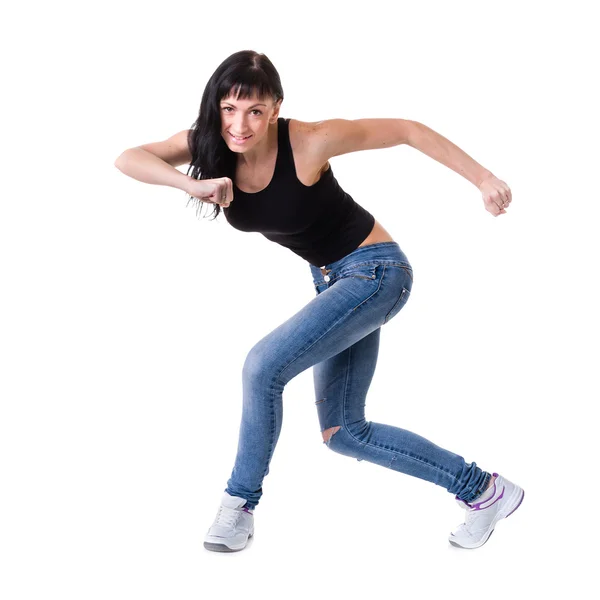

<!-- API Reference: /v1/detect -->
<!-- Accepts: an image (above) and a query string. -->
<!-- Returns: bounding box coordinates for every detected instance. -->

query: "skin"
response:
[220,91,283,169]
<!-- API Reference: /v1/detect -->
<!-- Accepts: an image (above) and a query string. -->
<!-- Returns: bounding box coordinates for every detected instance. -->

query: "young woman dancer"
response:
[114,50,524,552]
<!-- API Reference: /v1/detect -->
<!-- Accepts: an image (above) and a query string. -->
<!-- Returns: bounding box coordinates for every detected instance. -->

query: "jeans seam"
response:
[261,376,279,480]
[280,270,386,383]
[340,342,354,436]
[336,343,447,476]
[384,287,409,324]
[350,265,386,312]
[341,423,446,473]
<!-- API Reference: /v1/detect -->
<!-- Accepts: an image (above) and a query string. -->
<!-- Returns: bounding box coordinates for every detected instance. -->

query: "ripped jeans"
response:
[225,242,491,509]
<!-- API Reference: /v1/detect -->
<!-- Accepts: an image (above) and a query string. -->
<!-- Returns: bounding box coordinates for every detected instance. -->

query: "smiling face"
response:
[220,89,281,151]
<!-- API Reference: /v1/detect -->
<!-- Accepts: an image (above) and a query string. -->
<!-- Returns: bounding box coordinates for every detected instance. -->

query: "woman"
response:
[114,50,524,552]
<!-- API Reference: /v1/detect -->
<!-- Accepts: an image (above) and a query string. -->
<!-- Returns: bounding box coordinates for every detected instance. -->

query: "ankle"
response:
[470,473,496,503]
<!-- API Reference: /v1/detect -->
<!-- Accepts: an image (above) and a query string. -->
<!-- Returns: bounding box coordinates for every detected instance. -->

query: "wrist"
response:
[476,170,494,188]
[176,174,196,194]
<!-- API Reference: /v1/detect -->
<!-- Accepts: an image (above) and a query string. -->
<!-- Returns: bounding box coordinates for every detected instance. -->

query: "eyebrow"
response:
[221,102,267,108]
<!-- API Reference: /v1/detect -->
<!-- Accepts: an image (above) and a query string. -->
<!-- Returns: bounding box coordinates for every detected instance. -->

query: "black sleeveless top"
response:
[223,117,375,267]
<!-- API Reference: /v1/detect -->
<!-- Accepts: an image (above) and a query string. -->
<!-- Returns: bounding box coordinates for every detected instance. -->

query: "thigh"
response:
[243,264,392,388]
[313,326,381,436]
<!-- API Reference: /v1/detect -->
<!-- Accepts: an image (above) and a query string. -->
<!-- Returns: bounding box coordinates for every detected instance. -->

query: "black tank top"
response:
[223,117,375,267]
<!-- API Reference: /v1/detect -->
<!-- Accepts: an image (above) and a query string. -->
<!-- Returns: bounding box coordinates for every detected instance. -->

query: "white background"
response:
[1,0,598,597]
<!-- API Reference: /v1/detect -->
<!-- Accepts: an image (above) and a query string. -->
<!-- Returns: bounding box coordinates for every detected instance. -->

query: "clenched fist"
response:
[186,177,234,208]
[479,174,512,217]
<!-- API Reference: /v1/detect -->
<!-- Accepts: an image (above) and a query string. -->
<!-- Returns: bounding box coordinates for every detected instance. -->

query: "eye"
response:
[221,107,262,116]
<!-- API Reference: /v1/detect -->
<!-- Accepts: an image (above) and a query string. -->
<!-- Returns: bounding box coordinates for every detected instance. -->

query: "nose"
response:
[232,114,249,134]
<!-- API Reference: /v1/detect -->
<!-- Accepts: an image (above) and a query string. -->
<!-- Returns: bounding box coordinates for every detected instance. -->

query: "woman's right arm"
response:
[114,129,194,192]
[114,129,234,206]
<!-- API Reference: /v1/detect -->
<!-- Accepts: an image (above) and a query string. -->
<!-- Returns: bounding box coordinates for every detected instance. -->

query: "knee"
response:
[242,344,279,387]
[321,423,368,461]
[322,426,341,444]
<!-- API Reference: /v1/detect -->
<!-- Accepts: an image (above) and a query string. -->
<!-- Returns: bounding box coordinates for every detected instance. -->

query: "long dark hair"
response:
[185,50,284,220]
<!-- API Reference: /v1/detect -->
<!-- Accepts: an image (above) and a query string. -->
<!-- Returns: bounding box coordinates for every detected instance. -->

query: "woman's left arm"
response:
[407,121,512,217]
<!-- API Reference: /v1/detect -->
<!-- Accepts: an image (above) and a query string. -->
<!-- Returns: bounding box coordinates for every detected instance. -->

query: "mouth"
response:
[229,132,253,143]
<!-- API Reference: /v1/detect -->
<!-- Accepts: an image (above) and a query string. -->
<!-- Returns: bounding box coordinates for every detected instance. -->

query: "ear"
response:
[270,98,282,123]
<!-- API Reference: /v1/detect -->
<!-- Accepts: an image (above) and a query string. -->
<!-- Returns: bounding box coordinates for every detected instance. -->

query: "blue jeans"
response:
[225,242,491,509]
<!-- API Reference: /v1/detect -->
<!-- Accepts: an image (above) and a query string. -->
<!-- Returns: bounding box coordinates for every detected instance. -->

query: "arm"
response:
[309,118,491,186]
[406,121,491,188]
[308,118,413,159]
[405,122,512,215]
[310,118,512,216]
[114,129,194,191]
[114,147,194,190]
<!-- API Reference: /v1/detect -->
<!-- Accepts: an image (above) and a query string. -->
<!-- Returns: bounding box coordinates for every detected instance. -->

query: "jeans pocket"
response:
[336,263,378,282]
[383,286,411,324]
[314,263,378,295]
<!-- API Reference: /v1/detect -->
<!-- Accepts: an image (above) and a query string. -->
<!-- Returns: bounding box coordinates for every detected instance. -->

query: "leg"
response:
[225,262,410,509]
[313,318,492,504]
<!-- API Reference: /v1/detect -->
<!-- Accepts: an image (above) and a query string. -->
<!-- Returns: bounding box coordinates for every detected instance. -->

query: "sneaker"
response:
[203,491,254,552]
[448,472,524,549]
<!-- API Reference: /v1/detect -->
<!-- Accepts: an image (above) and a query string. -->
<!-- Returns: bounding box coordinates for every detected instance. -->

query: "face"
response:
[220,91,281,151]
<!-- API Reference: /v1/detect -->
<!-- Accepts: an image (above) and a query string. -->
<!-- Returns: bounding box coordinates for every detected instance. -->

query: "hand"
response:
[479,174,512,217]
[186,177,234,208]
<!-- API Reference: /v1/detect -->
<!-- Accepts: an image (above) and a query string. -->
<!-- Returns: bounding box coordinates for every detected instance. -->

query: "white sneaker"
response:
[449,472,524,549]
[204,491,254,552]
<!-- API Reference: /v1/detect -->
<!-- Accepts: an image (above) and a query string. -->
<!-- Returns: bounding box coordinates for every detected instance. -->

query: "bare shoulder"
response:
[287,118,321,155]
[288,117,362,164]
[287,118,331,175]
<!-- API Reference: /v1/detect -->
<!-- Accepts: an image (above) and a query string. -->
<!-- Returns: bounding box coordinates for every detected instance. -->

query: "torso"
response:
[234,118,395,248]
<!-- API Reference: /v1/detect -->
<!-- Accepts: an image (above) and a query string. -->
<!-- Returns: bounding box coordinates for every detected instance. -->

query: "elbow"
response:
[405,120,424,147]
[114,149,131,170]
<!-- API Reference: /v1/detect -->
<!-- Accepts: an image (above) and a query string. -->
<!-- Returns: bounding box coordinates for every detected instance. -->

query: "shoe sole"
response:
[204,531,254,552]
[449,487,525,549]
